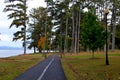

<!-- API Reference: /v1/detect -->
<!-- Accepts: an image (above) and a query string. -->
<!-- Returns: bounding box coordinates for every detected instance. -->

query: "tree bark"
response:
[92,50,94,59]
[23,0,27,55]
[44,2,48,58]
[111,2,117,52]
[77,4,81,53]
[71,0,75,53]
[64,17,68,53]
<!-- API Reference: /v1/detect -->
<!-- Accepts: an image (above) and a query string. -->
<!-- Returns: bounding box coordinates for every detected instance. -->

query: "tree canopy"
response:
[81,12,106,58]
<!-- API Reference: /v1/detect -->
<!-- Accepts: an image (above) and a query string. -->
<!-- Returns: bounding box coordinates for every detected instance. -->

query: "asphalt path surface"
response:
[14,54,66,80]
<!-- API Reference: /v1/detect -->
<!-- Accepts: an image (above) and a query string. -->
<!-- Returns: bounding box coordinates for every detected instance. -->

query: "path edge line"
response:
[37,55,55,80]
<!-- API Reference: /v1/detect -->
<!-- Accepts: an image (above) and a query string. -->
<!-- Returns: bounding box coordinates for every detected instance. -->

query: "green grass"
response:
[0,53,43,80]
[62,52,120,80]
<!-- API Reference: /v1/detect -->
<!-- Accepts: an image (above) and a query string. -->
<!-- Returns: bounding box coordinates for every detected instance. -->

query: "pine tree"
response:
[4,0,28,54]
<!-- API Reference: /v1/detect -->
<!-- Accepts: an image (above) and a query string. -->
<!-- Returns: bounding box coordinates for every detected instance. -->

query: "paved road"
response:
[14,55,66,80]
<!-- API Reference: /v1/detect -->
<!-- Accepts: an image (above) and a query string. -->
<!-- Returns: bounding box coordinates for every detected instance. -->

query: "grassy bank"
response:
[0,53,43,80]
[62,51,120,80]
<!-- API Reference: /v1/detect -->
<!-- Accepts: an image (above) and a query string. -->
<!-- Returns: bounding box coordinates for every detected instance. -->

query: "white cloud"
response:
[0,20,11,28]
[28,0,46,9]
[0,34,12,41]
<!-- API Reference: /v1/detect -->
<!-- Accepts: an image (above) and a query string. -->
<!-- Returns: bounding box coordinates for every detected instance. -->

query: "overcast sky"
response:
[0,0,46,47]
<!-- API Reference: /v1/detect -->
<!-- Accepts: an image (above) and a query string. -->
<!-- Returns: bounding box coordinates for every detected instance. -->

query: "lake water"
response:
[0,50,34,58]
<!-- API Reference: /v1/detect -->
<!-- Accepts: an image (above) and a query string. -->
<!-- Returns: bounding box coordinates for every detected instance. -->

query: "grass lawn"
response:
[0,53,43,80]
[62,51,120,80]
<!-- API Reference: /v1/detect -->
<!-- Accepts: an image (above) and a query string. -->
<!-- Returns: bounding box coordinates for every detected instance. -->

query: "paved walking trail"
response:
[14,54,66,80]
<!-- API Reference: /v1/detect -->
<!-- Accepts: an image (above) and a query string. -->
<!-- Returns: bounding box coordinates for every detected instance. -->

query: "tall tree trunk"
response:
[92,49,95,59]
[23,0,27,55]
[34,46,36,53]
[64,17,68,53]
[75,10,79,54]
[44,2,48,58]
[71,0,75,53]
[24,26,27,55]
[111,1,117,52]
[49,26,52,53]
[77,4,81,53]
[60,20,63,54]
[60,10,63,58]
[33,9,36,54]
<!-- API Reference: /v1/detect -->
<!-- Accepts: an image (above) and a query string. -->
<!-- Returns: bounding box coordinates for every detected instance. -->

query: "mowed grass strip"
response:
[62,51,120,80]
[0,53,43,80]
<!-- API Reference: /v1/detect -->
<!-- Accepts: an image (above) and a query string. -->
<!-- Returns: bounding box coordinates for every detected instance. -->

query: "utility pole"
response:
[104,9,109,65]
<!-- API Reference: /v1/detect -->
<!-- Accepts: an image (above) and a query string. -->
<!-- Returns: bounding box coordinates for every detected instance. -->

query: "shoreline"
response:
[0,49,33,58]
